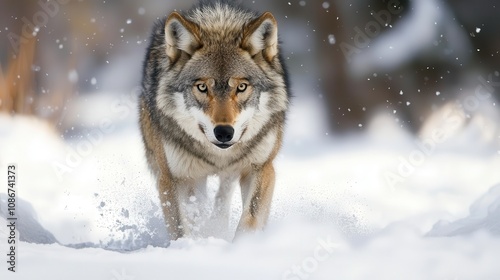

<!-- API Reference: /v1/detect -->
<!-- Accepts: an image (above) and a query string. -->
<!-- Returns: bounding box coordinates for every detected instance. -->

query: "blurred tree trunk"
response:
[0,3,37,115]
[314,1,361,130]
[0,2,72,123]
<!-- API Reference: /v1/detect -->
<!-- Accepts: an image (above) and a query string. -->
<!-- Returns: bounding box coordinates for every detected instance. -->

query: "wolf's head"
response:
[154,3,289,150]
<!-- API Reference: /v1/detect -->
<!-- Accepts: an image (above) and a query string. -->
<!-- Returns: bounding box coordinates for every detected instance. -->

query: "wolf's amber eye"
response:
[197,83,208,93]
[236,83,248,93]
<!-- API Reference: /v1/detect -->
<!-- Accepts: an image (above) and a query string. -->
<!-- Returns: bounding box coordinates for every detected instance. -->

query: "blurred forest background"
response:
[0,0,498,135]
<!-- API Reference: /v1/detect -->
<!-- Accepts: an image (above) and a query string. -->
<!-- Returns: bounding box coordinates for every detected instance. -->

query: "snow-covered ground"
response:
[1,91,500,280]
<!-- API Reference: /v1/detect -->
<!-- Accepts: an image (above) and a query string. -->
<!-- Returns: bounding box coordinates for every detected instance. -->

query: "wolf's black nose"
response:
[214,125,234,142]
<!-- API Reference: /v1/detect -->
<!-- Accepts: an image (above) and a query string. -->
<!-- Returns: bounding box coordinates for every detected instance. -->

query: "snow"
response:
[1,91,500,279]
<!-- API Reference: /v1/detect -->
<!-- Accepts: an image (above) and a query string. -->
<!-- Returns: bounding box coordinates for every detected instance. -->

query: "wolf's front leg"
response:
[176,177,210,237]
[157,174,184,241]
[206,175,238,239]
[235,163,276,238]
[159,177,208,240]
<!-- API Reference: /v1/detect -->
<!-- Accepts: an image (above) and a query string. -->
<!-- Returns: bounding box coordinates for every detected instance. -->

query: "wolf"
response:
[139,1,290,241]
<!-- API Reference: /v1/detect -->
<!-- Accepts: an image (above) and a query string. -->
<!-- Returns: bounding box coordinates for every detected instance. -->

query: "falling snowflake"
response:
[327,34,336,45]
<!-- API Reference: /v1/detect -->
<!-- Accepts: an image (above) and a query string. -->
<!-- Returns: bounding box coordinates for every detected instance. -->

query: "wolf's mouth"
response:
[215,143,233,149]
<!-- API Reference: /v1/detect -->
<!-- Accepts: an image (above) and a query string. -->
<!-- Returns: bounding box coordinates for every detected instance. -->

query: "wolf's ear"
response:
[242,12,278,62]
[165,12,201,61]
